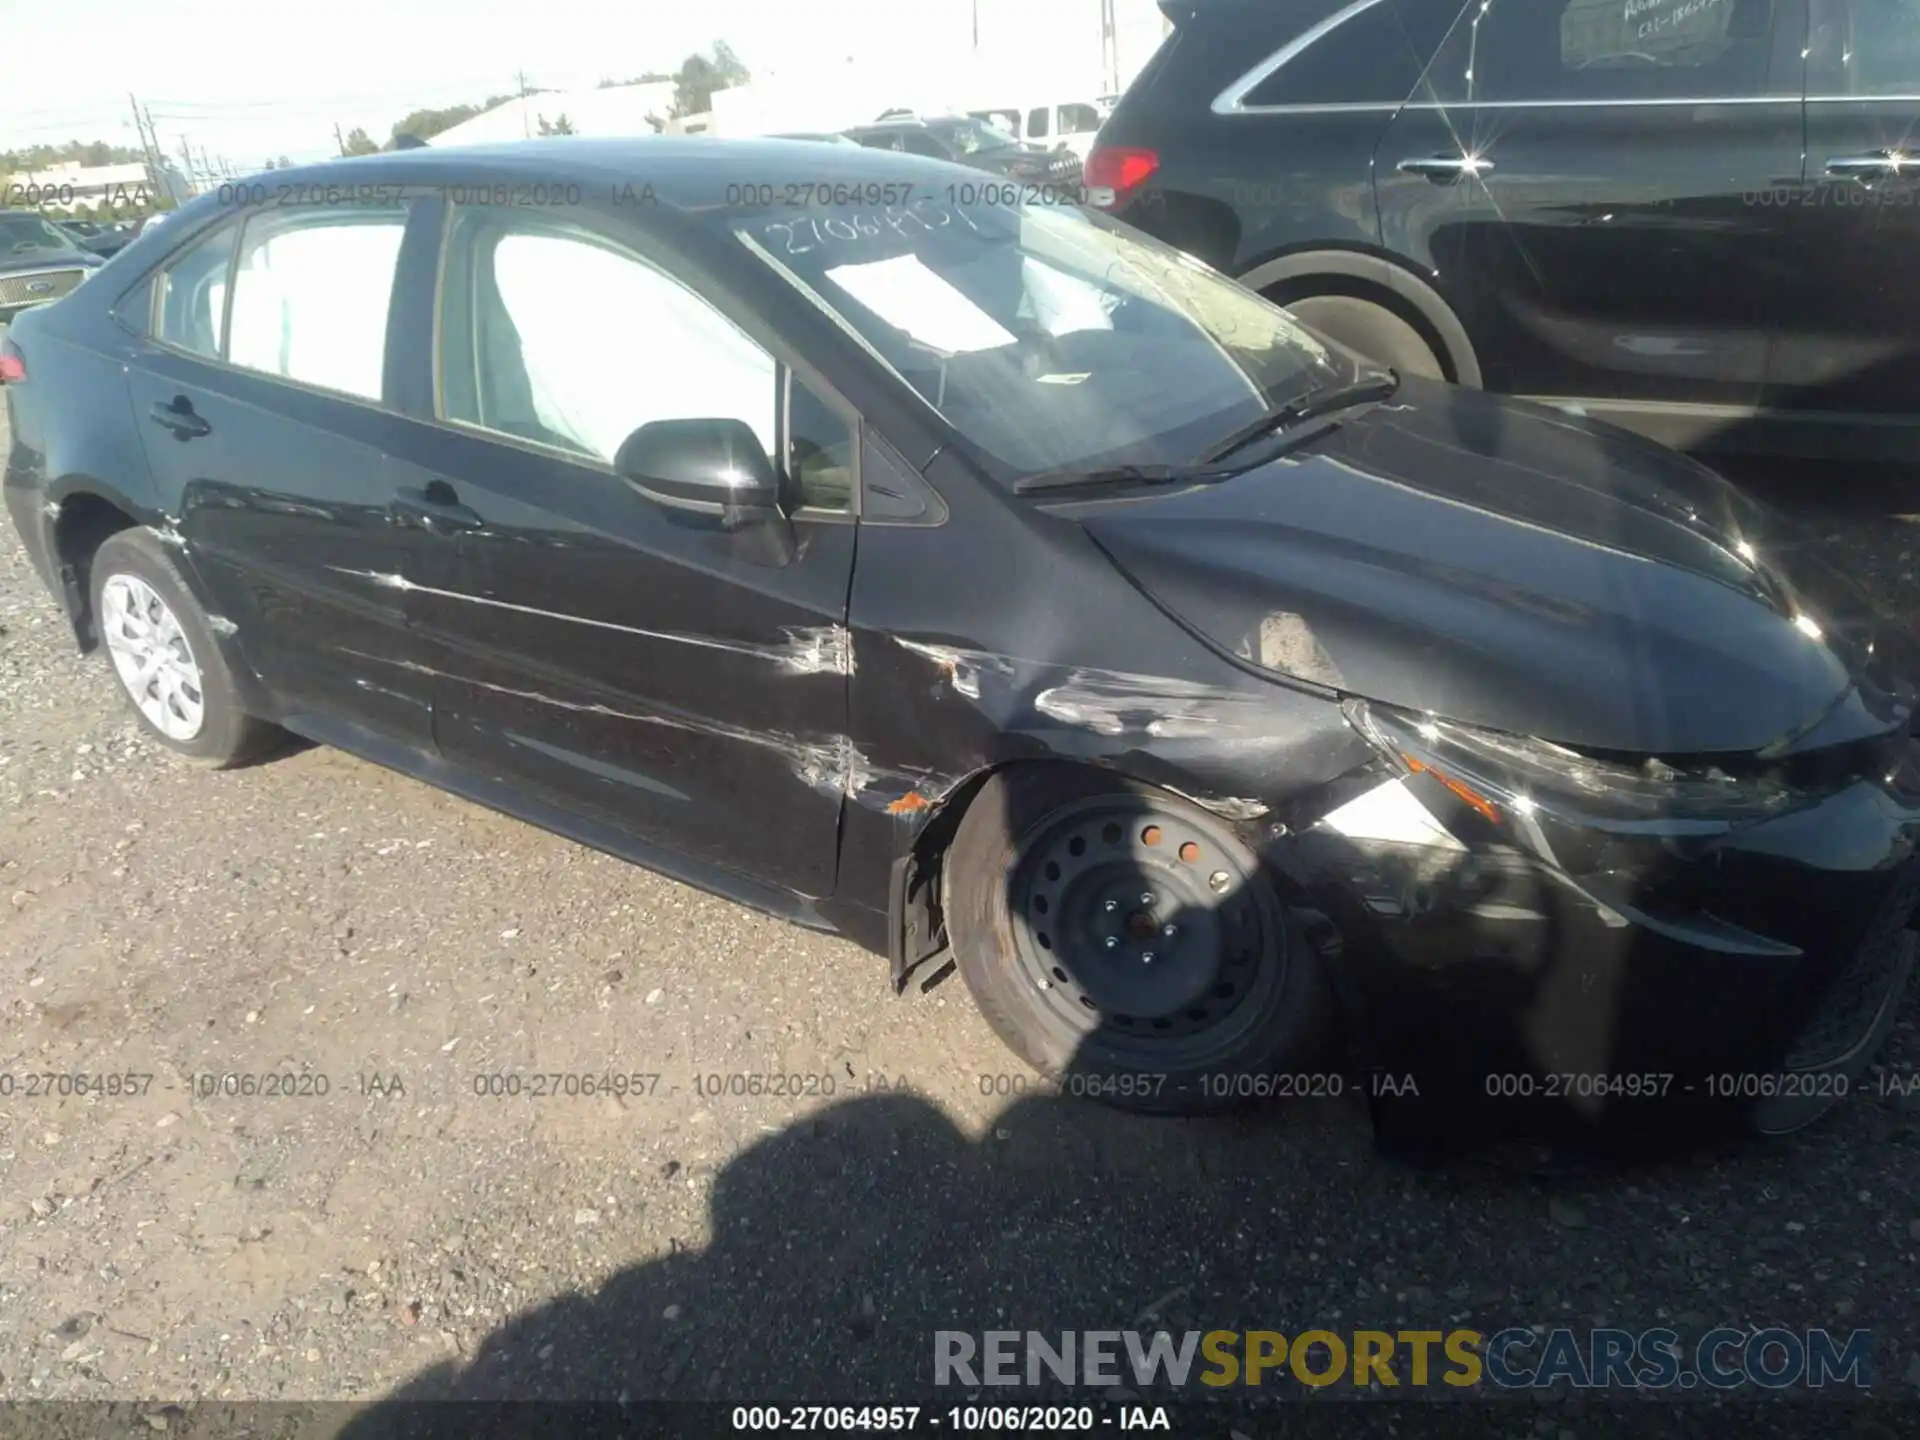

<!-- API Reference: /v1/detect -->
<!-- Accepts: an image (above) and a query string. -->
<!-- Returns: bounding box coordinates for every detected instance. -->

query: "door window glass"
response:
[1028,106,1051,137]
[1437,0,1778,102]
[153,223,237,358]
[1847,0,1920,92]
[1058,103,1102,133]
[440,211,778,470]
[226,208,406,400]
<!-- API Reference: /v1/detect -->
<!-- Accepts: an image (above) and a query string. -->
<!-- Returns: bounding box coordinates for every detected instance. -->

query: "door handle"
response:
[148,397,210,439]
[393,481,485,535]
[1396,154,1493,183]
[1825,151,1909,178]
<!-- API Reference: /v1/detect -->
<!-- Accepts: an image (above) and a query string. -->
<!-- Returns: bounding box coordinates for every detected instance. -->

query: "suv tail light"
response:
[1084,145,1159,209]
[0,335,24,385]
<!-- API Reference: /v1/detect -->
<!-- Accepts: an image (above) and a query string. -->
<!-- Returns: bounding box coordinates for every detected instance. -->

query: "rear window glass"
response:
[1242,0,1457,107]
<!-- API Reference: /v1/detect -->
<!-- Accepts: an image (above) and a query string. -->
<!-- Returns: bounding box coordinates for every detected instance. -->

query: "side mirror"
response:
[614,418,784,530]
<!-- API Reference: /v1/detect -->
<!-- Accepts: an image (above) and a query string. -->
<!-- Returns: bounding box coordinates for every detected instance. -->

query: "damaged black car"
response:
[5,139,1917,1150]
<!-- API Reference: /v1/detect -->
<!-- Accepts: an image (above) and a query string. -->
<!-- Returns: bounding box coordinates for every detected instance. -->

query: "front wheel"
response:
[945,766,1335,1113]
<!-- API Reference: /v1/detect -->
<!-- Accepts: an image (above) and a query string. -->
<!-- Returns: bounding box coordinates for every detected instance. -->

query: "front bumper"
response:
[1288,750,1920,1148]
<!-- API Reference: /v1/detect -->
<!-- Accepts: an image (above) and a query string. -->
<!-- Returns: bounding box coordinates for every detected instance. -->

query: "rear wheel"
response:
[90,528,280,768]
[945,766,1334,1113]
[1282,294,1447,382]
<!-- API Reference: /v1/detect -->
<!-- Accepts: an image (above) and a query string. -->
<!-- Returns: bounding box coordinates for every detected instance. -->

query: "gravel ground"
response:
[3,392,1920,1430]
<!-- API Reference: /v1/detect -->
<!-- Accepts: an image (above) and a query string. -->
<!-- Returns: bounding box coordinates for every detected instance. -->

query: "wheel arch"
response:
[1239,247,1481,389]
[44,484,145,652]
[887,757,1311,993]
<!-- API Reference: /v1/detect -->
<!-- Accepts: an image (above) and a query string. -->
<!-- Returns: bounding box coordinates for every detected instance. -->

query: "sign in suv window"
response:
[1440,0,1779,102]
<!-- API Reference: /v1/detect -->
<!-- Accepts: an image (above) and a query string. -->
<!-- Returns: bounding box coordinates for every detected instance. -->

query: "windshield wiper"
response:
[1200,370,1400,465]
[1012,461,1237,496]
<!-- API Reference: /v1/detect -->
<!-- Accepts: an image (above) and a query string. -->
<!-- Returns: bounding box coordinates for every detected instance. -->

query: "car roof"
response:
[148,137,972,237]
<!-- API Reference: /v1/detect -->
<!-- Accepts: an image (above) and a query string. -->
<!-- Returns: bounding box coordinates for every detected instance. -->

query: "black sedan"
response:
[4,139,1917,1152]
[843,115,1082,187]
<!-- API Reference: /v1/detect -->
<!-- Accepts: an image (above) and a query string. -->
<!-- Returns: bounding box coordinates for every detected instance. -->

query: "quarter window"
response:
[153,223,237,358]
[1241,0,1458,107]
[1442,0,1779,103]
[1029,107,1052,137]
[225,208,406,400]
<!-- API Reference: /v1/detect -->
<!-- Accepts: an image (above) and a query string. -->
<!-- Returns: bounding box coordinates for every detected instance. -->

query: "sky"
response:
[2,0,1168,174]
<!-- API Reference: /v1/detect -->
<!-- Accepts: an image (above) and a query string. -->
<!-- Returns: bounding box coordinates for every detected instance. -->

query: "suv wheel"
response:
[944,765,1334,1113]
[1282,295,1446,381]
[91,528,280,767]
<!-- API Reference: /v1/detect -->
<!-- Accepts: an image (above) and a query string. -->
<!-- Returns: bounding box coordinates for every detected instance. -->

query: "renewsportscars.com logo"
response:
[934,1328,1874,1391]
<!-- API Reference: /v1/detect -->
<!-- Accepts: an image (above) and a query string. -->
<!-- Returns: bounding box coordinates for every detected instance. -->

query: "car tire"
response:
[944,765,1335,1114]
[1282,294,1447,382]
[90,528,280,768]
[1745,879,1919,1137]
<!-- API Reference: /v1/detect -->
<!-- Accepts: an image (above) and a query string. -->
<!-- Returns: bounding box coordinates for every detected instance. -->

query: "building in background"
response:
[429,81,679,146]
[8,159,193,212]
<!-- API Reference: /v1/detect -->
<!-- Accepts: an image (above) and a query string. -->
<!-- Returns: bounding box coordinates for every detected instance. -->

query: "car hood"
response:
[0,248,94,273]
[1079,377,1919,757]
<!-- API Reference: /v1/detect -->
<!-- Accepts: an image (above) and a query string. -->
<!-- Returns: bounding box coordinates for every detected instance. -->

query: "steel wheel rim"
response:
[1008,796,1287,1055]
[100,573,205,741]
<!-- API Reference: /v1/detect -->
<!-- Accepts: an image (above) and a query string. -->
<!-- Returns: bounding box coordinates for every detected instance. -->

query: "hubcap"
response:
[1009,798,1282,1043]
[100,573,205,741]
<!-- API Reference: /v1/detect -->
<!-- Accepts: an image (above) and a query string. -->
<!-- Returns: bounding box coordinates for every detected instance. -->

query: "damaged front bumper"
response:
[1287,701,1920,1147]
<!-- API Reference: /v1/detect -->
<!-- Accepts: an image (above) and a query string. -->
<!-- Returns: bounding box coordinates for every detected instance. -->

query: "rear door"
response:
[120,200,438,745]
[380,202,859,898]
[1376,0,1806,425]
[1772,0,1920,424]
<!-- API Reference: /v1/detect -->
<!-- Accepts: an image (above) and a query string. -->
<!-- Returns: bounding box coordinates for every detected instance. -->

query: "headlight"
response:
[1345,699,1810,833]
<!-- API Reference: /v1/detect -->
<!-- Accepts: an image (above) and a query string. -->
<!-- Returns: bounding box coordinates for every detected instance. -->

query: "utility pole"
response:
[517,70,532,138]
[128,93,161,181]
[334,121,347,156]
[178,136,195,195]
[1100,0,1120,97]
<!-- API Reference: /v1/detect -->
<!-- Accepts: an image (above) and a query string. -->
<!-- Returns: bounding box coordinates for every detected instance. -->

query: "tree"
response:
[669,40,750,118]
[342,127,380,157]
[535,113,576,136]
[0,140,144,174]
[387,94,515,147]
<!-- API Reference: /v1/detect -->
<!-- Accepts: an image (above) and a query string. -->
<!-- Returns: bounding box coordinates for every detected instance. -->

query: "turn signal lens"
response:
[1402,753,1502,825]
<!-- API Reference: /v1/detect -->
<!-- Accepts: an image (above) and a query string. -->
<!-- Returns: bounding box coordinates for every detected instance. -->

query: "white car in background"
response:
[968,99,1110,161]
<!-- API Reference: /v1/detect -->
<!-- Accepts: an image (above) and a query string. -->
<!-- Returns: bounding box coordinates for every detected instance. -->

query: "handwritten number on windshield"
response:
[763,200,983,256]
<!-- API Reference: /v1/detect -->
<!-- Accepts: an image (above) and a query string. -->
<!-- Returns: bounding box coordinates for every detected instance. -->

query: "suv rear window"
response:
[1241,0,1461,108]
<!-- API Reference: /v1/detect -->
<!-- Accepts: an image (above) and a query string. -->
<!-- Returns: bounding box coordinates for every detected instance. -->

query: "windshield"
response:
[0,213,83,257]
[927,115,1021,155]
[723,199,1350,477]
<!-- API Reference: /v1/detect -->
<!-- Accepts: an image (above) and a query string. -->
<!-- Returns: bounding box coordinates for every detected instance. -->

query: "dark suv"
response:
[1092,0,1920,461]
[845,115,1084,186]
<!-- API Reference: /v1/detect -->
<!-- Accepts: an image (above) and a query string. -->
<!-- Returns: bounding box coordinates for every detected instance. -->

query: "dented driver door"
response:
[390,204,858,899]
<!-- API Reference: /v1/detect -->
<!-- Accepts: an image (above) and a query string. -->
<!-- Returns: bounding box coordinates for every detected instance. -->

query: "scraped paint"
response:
[327,569,854,674]
[334,647,874,799]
